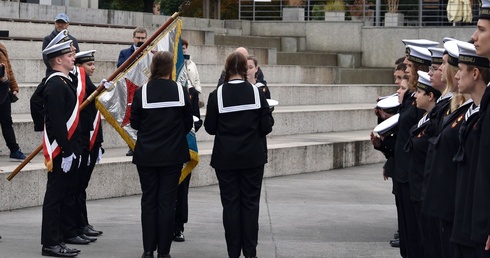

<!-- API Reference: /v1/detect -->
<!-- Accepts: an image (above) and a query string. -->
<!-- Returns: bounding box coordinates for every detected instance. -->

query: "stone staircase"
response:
[0,7,395,211]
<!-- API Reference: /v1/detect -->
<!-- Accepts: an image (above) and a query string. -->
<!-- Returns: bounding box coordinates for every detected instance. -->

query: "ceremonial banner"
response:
[96,18,199,182]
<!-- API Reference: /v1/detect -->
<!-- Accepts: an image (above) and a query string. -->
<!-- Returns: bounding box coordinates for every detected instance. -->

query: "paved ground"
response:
[0,163,400,258]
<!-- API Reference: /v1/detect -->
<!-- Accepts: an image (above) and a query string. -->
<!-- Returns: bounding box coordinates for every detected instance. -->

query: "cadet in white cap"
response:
[40,39,83,257]
[404,70,441,258]
[42,13,79,76]
[452,39,490,257]
[470,3,490,253]
[390,41,428,258]
[74,50,105,238]
[31,29,77,133]
[421,41,475,258]
[471,3,490,254]
[405,45,432,92]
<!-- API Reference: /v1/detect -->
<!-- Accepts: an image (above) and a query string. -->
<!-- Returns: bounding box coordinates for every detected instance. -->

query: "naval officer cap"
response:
[406,45,432,66]
[402,39,439,48]
[373,113,399,136]
[45,29,70,50]
[42,40,73,60]
[377,95,400,109]
[417,70,441,96]
[457,41,490,68]
[479,0,490,19]
[428,47,445,64]
[75,50,96,64]
[444,40,460,66]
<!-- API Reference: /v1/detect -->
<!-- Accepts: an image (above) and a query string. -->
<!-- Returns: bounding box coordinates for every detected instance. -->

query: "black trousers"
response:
[175,172,191,233]
[439,219,455,258]
[215,165,264,258]
[41,155,80,246]
[395,181,423,258]
[137,164,181,255]
[393,180,408,258]
[0,97,19,152]
[77,144,100,229]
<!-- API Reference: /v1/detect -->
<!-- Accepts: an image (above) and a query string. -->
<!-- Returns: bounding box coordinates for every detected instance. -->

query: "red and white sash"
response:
[43,67,86,171]
[89,110,101,151]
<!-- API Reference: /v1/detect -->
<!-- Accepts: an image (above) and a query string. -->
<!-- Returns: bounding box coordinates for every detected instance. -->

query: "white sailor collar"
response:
[217,80,261,114]
[142,82,185,109]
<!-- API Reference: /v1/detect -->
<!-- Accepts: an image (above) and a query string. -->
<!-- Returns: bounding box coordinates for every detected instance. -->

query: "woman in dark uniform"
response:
[130,51,193,258]
[204,51,274,258]
[393,44,428,258]
[422,40,472,258]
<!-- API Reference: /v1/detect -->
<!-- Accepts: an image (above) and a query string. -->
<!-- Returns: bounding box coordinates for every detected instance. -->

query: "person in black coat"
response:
[40,39,82,257]
[74,50,104,238]
[130,51,193,258]
[204,51,274,258]
[42,13,79,76]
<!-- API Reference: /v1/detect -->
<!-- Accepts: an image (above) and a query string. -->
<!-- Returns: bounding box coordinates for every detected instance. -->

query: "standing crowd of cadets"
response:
[370,1,490,257]
[31,12,274,258]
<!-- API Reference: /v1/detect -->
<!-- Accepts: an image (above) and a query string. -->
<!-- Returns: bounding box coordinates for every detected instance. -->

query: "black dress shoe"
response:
[86,225,103,235]
[60,243,80,253]
[157,254,171,258]
[41,245,78,257]
[173,231,185,242]
[64,236,90,245]
[126,149,134,156]
[142,251,154,258]
[390,239,400,248]
[83,226,101,236]
[79,234,97,242]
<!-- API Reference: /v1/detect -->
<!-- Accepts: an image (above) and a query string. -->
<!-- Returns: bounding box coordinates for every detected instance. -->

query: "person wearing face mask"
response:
[118,27,148,156]
[117,27,147,68]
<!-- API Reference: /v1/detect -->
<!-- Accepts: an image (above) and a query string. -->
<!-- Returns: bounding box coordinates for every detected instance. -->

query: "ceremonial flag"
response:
[96,18,199,183]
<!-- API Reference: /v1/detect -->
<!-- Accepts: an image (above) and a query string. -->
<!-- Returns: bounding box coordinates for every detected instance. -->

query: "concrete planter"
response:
[384,12,404,27]
[324,12,345,21]
[283,7,305,21]
[351,16,373,26]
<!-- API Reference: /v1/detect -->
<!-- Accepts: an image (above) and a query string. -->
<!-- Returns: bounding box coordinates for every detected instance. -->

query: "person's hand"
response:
[383,168,389,181]
[485,235,490,250]
[61,153,76,173]
[87,155,91,166]
[377,109,393,121]
[96,148,103,164]
[100,79,113,89]
[370,132,381,148]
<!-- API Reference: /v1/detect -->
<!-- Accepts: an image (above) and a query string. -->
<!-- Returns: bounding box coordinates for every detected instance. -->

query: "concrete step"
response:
[277,52,339,66]
[338,68,394,84]
[214,35,282,50]
[5,102,379,154]
[9,58,340,84]
[0,129,384,211]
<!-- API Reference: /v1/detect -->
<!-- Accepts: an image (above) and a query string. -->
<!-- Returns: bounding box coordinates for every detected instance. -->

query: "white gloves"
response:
[61,153,76,173]
[100,79,113,89]
[96,147,103,164]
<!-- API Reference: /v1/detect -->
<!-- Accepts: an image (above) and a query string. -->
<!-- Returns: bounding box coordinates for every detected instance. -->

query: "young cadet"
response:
[469,3,490,254]
[407,71,441,258]
[422,41,473,258]
[450,41,490,258]
[393,43,429,258]
[74,50,104,238]
[41,39,81,257]
[204,51,274,258]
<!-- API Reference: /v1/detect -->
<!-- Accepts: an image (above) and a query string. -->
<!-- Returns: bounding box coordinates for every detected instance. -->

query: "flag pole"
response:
[7,1,191,181]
